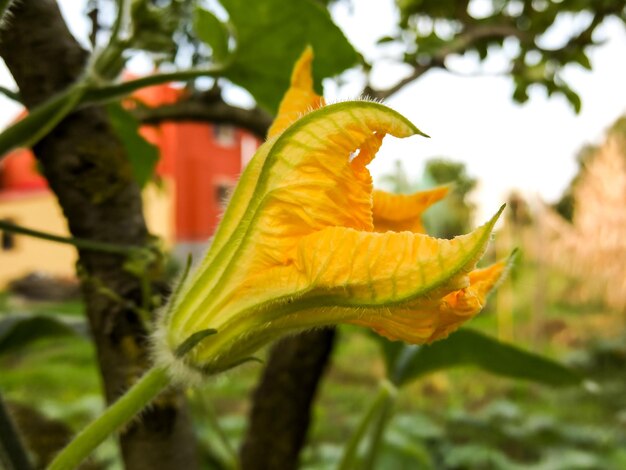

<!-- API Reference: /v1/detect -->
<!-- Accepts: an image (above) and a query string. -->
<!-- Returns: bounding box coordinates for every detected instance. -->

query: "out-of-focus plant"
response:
[337,311,582,469]
[526,125,626,312]
[376,0,626,112]
[423,159,477,238]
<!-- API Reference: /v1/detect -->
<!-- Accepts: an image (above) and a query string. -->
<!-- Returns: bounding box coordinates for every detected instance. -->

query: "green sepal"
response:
[175,328,218,358]
[201,356,264,375]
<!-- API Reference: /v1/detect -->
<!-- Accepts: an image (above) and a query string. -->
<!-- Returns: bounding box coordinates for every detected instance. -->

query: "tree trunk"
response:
[240,328,336,470]
[0,2,199,469]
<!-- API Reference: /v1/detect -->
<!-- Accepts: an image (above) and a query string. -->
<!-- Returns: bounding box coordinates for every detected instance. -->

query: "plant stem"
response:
[362,382,396,470]
[0,219,141,255]
[83,66,228,104]
[0,84,86,158]
[337,380,397,470]
[0,392,32,470]
[109,0,129,43]
[47,366,170,470]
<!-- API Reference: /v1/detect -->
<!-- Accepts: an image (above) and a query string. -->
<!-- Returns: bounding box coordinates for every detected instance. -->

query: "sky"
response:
[328,0,626,219]
[1,0,625,221]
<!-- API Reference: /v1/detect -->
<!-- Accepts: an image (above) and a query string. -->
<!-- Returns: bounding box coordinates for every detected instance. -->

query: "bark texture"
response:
[240,328,337,470]
[0,2,199,469]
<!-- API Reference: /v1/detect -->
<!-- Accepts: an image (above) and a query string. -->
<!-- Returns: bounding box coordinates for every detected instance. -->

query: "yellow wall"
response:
[0,182,175,288]
[143,179,175,247]
[0,192,76,287]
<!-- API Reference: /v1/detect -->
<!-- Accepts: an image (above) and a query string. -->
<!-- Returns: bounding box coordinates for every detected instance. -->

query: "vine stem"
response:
[362,383,396,470]
[47,367,170,470]
[0,219,140,255]
[337,380,397,470]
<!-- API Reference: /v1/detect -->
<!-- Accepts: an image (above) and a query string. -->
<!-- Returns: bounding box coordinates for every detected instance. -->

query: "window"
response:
[213,124,236,147]
[1,218,16,251]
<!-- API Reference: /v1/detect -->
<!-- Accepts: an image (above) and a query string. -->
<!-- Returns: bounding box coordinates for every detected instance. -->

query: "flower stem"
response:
[362,383,396,470]
[337,380,397,470]
[47,366,170,470]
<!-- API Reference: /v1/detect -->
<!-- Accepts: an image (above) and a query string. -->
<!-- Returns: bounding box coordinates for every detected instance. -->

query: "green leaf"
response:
[106,103,160,188]
[376,35,397,44]
[193,7,231,62]
[130,1,182,57]
[0,313,89,355]
[376,329,582,388]
[219,0,359,113]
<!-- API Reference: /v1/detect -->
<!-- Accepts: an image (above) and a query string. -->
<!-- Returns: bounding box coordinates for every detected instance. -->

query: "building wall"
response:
[0,185,176,287]
[142,178,175,246]
[0,82,259,287]
[172,122,243,241]
[0,191,76,286]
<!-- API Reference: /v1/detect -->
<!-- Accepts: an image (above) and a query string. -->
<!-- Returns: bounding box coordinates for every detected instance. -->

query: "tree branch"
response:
[240,329,337,470]
[365,23,528,100]
[133,93,272,140]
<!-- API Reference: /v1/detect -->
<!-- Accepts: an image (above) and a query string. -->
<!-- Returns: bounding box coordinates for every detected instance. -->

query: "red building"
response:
[0,84,260,255]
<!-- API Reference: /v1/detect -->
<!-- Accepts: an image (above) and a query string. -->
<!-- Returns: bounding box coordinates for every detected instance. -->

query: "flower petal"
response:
[227,102,426,277]
[293,206,503,306]
[182,210,504,366]
[267,47,325,138]
[373,186,449,233]
[168,101,426,338]
[354,259,510,343]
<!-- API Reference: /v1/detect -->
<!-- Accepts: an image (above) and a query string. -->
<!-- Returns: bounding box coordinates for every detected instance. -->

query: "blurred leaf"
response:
[575,51,592,70]
[377,329,582,387]
[130,0,182,57]
[378,429,433,469]
[559,85,582,114]
[539,448,608,470]
[376,35,397,44]
[106,103,160,188]
[0,313,89,355]
[393,412,444,441]
[193,7,230,62]
[443,443,513,469]
[219,0,358,112]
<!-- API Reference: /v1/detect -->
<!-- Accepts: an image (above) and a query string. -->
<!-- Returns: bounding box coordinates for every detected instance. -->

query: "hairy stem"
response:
[47,367,170,470]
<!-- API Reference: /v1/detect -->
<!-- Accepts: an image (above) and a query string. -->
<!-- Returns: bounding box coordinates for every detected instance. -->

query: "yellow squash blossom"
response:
[155,48,508,380]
